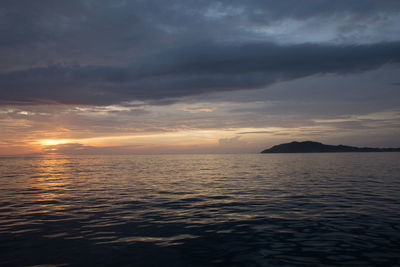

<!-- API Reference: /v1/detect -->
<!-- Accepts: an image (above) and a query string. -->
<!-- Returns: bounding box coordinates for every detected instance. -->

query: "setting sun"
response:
[39,139,72,146]
[1,1,400,266]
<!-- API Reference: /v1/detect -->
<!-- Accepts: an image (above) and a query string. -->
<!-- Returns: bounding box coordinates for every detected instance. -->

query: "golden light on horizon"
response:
[39,139,73,146]
[35,128,281,148]
[15,126,293,155]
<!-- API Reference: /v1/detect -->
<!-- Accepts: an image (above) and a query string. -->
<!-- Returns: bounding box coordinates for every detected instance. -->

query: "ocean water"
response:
[0,153,399,266]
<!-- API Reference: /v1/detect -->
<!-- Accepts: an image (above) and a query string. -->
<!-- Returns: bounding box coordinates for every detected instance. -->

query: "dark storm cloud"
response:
[1,1,398,60]
[1,41,400,105]
[1,0,400,105]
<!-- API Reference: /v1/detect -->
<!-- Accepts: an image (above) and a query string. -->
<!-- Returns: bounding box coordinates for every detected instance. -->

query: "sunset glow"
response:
[0,1,399,156]
[1,2,400,266]
[39,139,75,146]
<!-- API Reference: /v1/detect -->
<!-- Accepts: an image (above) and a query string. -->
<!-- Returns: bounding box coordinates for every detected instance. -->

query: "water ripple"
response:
[0,153,400,266]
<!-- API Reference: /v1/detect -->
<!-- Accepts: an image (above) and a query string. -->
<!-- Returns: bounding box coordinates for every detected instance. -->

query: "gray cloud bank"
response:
[1,42,399,105]
[1,0,400,106]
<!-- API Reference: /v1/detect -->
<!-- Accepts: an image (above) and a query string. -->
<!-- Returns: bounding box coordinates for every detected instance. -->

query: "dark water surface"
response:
[1,153,400,266]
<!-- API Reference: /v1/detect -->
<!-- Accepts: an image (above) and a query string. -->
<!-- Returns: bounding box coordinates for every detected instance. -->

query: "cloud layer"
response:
[1,0,400,153]
[1,42,400,105]
[1,0,400,105]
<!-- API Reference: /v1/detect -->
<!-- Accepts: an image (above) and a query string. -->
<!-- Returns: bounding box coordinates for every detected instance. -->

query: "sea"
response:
[0,153,399,266]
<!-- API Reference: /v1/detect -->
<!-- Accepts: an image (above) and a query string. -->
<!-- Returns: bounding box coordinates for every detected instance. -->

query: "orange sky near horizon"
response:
[1,1,400,156]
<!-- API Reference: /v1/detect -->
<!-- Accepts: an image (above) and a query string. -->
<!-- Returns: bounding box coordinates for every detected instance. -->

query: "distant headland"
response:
[261,141,400,153]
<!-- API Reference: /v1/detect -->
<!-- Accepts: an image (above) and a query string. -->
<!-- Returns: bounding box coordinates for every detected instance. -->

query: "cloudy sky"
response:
[1,0,400,155]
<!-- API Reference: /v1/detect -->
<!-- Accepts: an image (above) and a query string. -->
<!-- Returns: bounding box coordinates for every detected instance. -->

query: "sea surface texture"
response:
[1,154,400,266]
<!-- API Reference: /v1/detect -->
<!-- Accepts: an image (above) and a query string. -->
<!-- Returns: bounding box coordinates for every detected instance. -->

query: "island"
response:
[261,141,400,153]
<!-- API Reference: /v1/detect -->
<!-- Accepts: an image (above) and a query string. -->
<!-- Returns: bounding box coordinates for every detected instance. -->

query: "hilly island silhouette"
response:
[261,141,400,153]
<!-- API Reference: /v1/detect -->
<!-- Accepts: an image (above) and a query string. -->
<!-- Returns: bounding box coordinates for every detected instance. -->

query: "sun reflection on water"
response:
[0,154,399,266]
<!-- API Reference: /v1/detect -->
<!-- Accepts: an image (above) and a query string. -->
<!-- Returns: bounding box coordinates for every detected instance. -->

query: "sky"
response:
[1,0,400,155]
